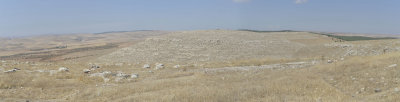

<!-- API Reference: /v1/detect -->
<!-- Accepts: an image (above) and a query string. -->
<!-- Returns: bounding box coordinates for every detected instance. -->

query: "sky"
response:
[0,0,399,37]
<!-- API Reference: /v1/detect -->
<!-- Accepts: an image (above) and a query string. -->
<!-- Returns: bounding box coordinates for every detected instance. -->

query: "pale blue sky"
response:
[0,0,399,37]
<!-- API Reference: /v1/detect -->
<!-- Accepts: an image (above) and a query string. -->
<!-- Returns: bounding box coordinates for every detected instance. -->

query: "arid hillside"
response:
[97,30,333,64]
[0,30,400,102]
[0,31,169,61]
[97,30,400,66]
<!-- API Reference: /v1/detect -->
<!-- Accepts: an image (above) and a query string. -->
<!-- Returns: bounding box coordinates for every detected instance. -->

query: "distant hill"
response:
[94,30,157,34]
[238,29,299,33]
[309,32,397,41]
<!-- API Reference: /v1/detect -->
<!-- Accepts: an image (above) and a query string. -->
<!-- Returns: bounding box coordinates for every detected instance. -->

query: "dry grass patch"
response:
[312,52,400,100]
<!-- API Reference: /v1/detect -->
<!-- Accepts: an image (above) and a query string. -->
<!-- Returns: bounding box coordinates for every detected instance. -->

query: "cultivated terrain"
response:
[1,30,400,102]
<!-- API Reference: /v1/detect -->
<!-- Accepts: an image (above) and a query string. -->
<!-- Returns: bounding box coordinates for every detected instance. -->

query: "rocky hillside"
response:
[97,30,337,64]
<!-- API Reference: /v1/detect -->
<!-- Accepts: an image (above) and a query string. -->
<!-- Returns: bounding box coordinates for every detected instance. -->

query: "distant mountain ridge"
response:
[94,30,158,34]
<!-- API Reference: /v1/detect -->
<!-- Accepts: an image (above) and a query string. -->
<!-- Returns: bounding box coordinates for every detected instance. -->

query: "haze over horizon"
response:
[1,0,399,37]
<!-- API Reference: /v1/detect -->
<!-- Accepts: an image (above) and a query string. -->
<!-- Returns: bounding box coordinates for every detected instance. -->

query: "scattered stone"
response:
[115,77,123,82]
[375,88,382,93]
[103,78,110,83]
[143,64,150,69]
[83,69,91,74]
[174,65,180,68]
[388,64,397,68]
[49,70,58,76]
[91,65,100,69]
[311,60,318,64]
[4,68,20,73]
[35,70,45,73]
[327,60,334,63]
[89,68,95,71]
[115,71,130,78]
[58,67,69,72]
[90,71,112,77]
[155,63,164,70]
[115,63,124,66]
[395,88,399,92]
[102,71,112,75]
[4,70,16,73]
[286,62,307,65]
[131,74,139,78]
[316,97,322,102]
[89,71,112,82]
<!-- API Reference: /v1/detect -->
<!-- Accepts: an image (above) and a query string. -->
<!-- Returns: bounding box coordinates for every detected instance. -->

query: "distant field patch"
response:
[310,32,397,41]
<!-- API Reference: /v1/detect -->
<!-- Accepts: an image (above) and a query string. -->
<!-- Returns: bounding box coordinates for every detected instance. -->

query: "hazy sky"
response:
[0,0,399,37]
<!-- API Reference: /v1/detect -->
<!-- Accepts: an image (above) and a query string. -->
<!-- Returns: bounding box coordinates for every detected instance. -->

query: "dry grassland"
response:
[0,30,399,102]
